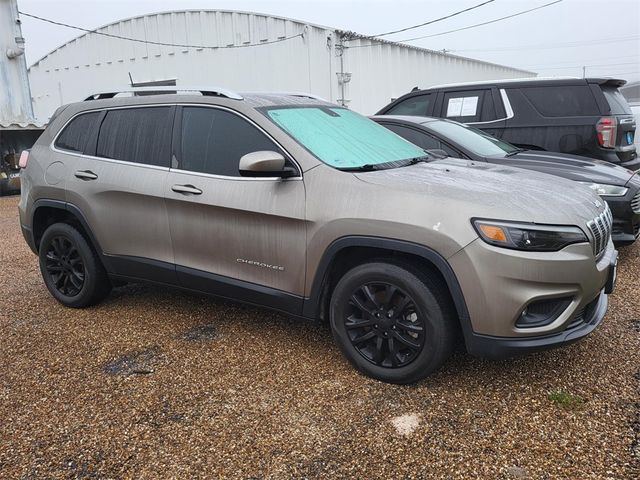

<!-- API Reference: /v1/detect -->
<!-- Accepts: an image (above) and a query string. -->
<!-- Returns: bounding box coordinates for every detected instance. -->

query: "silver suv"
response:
[19,88,618,384]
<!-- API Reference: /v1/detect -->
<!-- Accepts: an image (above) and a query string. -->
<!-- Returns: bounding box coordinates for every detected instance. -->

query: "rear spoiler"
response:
[586,78,627,88]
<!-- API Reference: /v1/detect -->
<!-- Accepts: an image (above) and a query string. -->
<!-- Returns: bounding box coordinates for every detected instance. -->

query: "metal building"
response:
[1,0,43,194]
[28,9,535,121]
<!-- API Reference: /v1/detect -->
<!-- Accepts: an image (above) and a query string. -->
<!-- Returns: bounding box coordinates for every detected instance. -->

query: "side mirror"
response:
[239,151,296,178]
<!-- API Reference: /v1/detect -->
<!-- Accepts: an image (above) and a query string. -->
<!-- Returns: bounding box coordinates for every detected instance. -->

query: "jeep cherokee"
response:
[18,88,617,384]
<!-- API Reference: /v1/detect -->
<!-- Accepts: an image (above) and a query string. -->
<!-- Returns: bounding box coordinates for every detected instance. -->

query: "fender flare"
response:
[31,199,105,257]
[302,236,471,332]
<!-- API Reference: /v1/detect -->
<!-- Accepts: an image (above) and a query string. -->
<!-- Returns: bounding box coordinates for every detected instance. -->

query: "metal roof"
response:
[0,121,46,130]
[28,9,534,76]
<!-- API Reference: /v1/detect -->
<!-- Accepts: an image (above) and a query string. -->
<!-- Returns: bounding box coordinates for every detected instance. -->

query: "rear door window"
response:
[96,107,174,167]
[386,94,432,116]
[442,90,487,122]
[601,87,632,114]
[54,112,101,153]
[521,85,599,116]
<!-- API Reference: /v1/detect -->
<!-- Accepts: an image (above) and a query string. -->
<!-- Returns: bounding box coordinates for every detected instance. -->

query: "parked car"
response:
[630,102,640,149]
[372,115,640,245]
[377,77,638,171]
[0,151,21,195]
[19,88,616,384]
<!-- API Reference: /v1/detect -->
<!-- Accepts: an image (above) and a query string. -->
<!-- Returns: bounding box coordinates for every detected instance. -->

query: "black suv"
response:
[377,78,638,171]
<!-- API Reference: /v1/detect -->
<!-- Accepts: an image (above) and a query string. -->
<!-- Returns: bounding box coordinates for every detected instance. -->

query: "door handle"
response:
[171,184,203,195]
[74,170,98,180]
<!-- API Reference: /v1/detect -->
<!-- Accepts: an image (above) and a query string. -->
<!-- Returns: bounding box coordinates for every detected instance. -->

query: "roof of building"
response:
[28,9,534,76]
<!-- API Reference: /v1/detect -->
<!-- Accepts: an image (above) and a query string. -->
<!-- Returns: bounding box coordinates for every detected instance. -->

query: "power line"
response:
[532,61,640,70]
[346,0,565,49]
[18,11,304,49]
[512,53,640,69]
[395,0,564,42]
[452,34,640,52]
[367,0,495,38]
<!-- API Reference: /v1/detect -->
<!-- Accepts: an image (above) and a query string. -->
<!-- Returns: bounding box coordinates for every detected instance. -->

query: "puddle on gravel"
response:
[102,346,163,376]
[178,323,217,342]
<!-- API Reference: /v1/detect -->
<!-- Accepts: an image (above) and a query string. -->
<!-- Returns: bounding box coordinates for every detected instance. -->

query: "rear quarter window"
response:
[601,87,632,114]
[520,85,599,117]
[54,112,101,153]
[386,94,432,116]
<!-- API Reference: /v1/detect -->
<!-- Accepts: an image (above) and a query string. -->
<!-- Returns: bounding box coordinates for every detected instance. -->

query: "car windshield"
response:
[426,120,520,157]
[265,106,427,169]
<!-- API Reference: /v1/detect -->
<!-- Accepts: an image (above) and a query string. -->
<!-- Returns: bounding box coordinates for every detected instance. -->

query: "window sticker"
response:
[460,96,479,116]
[446,97,463,117]
[446,96,479,117]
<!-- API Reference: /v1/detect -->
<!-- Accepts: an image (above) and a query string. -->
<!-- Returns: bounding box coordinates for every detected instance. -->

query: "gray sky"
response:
[18,0,640,83]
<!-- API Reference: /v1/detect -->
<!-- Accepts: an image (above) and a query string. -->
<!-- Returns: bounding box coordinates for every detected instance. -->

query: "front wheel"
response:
[330,262,455,384]
[39,222,112,308]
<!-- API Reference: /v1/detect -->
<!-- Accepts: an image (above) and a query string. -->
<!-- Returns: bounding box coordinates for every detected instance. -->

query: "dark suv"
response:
[377,78,638,170]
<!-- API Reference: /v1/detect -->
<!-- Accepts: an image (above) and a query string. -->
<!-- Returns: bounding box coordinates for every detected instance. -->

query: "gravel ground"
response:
[0,194,638,479]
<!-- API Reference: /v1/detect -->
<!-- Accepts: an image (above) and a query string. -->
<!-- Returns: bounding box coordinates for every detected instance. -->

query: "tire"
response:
[329,261,456,384]
[38,222,112,308]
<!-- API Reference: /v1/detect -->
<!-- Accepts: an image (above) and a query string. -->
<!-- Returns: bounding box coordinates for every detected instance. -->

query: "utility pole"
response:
[582,65,586,78]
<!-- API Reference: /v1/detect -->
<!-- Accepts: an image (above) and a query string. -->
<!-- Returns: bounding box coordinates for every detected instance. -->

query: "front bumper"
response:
[465,290,607,358]
[595,147,639,171]
[448,238,615,355]
[605,188,640,245]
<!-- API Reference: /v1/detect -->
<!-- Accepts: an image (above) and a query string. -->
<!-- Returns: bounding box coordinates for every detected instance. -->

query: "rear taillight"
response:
[18,150,29,169]
[596,116,617,148]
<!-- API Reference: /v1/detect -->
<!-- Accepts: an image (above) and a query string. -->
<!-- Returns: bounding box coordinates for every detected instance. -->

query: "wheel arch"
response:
[31,200,103,256]
[303,236,471,332]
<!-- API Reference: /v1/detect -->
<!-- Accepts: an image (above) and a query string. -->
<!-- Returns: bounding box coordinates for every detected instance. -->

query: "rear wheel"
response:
[330,261,455,384]
[39,223,111,308]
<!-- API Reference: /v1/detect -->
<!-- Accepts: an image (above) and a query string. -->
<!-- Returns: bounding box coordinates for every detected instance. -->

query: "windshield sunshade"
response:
[266,107,425,169]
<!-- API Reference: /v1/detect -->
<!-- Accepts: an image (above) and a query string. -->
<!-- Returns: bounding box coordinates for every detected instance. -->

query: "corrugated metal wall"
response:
[28,10,534,121]
[340,34,532,112]
[1,0,35,126]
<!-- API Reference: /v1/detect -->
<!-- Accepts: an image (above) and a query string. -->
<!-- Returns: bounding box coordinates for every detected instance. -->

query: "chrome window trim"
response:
[465,89,514,126]
[168,168,297,182]
[49,103,303,180]
[50,149,171,172]
[50,104,174,164]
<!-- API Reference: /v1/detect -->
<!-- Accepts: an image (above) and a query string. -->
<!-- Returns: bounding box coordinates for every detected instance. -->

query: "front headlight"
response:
[578,182,628,197]
[472,219,588,251]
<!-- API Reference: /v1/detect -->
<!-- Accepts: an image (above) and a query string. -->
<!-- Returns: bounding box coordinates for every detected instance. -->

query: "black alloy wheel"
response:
[38,222,112,308]
[44,235,85,296]
[346,282,425,368]
[329,261,455,384]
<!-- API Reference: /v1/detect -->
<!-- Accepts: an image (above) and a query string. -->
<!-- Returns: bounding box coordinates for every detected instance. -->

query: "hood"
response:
[355,158,606,226]
[490,150,635,186]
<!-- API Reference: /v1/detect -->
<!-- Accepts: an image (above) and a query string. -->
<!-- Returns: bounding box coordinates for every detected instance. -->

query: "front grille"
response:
[632,191,640,214]
[586,205,613,258]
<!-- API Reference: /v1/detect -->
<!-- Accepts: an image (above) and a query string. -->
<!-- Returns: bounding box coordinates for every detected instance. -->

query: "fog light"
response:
[516,297,573,328]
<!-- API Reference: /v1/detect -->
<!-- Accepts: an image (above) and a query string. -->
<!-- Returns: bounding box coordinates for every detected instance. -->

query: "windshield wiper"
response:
[336,164,378,172]
[337,155,433,172]
[505,148,527,157]
[408,155,432,164]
